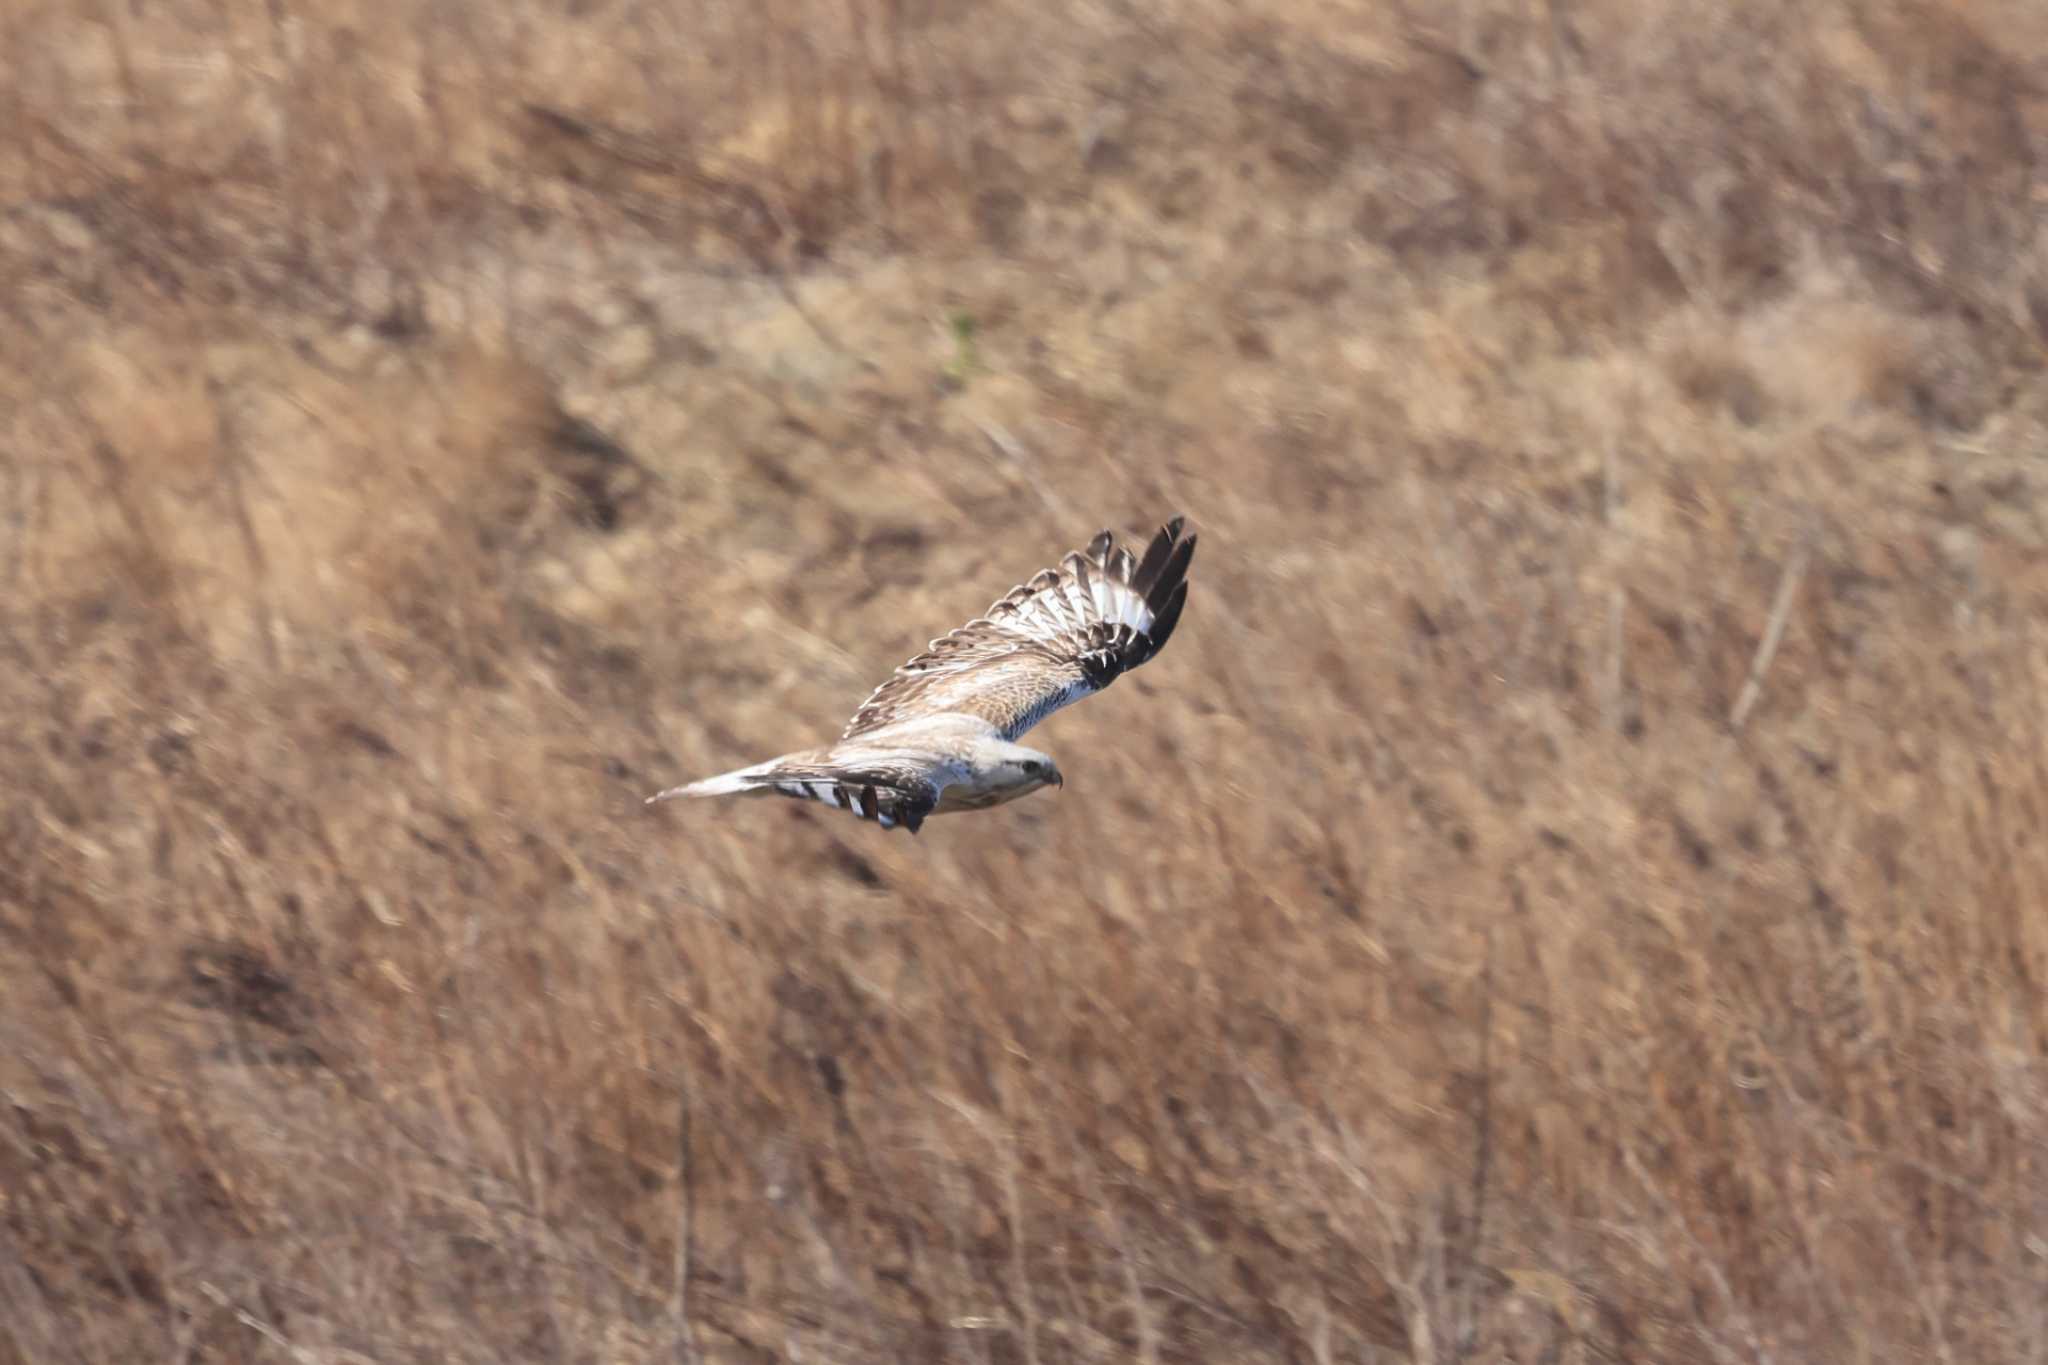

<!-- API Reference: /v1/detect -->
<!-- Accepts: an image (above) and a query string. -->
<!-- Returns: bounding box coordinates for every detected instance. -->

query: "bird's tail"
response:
[645,758,786,804]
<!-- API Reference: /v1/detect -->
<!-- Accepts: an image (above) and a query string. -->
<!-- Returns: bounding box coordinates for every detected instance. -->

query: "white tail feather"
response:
[645,760,781,804]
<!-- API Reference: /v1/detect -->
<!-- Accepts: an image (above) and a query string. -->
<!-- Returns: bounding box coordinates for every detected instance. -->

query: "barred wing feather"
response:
[753,763,942,833]
[842,516,1196,741]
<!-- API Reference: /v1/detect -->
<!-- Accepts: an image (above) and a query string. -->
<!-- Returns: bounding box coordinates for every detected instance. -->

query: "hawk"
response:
[647,516,1196,833]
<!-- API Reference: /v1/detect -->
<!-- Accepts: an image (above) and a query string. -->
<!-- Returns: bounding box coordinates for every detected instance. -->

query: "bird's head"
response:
[991,742,1062,794]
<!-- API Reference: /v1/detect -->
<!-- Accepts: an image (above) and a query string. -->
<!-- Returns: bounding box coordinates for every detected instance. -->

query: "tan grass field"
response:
[6,0,2048,1359]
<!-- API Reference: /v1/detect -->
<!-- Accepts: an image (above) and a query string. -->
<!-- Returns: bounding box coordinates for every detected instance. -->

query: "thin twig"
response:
[1605,584,1626,733]
[672,1079,699,1365]
[771,271,875,371]
[1602,435,1621,525]
[1001,1143,1043,1365]
[1729,536,1811,732]
[196,1282,333,1364]
[211,379,281,671]
[974,418,1077,525]
[1621,1148,1773,1365]
[1453,925,1497,1361]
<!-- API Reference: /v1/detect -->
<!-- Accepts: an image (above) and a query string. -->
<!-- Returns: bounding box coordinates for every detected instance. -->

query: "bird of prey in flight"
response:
[647,516,1196,833]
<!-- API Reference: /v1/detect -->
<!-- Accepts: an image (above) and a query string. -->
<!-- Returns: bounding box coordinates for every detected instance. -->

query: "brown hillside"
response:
[5,1,2048,1360]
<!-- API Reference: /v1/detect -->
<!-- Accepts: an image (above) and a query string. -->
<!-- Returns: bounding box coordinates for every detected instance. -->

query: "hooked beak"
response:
[1048,769,1063,789]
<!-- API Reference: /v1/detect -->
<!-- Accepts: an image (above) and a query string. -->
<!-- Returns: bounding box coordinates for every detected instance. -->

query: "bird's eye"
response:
[1021,760,1042,775]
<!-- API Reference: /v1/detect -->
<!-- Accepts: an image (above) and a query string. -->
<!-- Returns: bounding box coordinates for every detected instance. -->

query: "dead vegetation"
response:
[5,0,2048,1360]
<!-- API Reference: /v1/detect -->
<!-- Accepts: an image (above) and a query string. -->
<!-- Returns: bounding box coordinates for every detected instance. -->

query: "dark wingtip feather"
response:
[1145,532,1196,613]
[1143,580,1189,661]
[1086,530,1113,563]
[1130,519,1183,597]
[860,784,879,820]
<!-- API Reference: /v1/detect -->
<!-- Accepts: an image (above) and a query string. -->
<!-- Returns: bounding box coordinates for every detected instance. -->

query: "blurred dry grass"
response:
[5,0,2048,1359]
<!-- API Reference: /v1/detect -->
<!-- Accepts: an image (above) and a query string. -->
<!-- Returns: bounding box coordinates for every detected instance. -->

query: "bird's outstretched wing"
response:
[842,516,1195,741]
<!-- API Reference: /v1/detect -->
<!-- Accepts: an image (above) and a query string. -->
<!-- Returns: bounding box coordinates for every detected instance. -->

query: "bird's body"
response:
[648,516,1196,832]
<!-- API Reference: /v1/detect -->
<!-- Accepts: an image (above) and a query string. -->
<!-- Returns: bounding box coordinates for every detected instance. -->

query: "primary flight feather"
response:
[647,516,1196,833]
